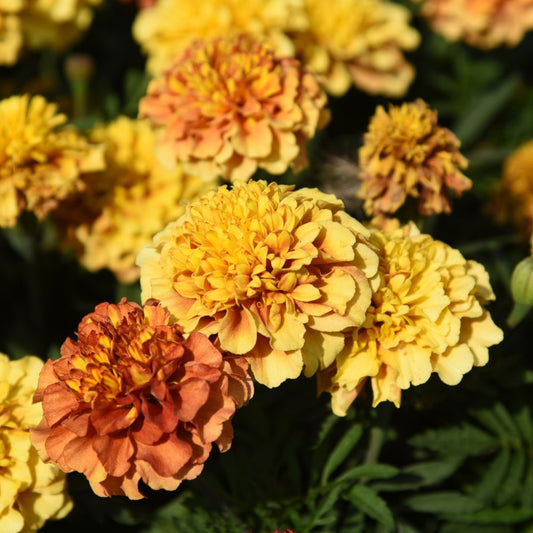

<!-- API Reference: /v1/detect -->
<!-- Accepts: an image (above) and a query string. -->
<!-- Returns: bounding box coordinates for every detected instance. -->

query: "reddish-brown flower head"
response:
[139,33,330,183]
[30,299,253,499]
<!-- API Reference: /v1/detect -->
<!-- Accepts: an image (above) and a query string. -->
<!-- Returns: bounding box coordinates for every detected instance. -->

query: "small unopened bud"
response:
[511,256,533,305]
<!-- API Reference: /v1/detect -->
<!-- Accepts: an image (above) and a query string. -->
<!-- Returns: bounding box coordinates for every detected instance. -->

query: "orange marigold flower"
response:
[133,0,308,75]
[137,180,380,388]
[357,99,471,217]
[139,34,330,183]
[30,299,253,500]
[0,94,105,227]
[292,0,420,97]
[489,139,533,235]
[319,222,503,415]
[417,0,533,49]
[53,116,212,284]
[0,353,72,532]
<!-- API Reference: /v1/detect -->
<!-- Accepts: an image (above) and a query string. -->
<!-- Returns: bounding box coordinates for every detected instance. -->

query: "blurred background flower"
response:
[139,34,330,183]
[0,94,105,227]
[52,116,213,283]
[138,180,380,388]
[31,299,253,499]
[0,353,72,532]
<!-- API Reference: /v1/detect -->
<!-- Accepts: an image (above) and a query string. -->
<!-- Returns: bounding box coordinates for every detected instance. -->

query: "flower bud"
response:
[511,256,533,305]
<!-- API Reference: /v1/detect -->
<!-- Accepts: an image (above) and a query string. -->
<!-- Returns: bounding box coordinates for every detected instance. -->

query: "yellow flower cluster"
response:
[357,99,471,217]
[418,0,533,49]
[133,0,308,75]
[490,139,533,235]
[138,180,380,388]
[133,0,420,97]
[0,94,105,227]
[0,0,101,65]
[320,222,503,415]
[294,0,420,96]
[139,34,329,183]
[0,353,72,532]
[53,116,211,283]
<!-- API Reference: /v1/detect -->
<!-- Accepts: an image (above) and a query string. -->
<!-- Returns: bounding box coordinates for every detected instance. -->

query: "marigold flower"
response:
[137,180,380,388]
[319,222,503,415]
[53,117,212,284]
[291,0,420,97]
[0,94,105,227]
[417,0,533,49]
[140,35,329,183]
[357,99,471,217]
[0,353,72,532]
[0,8,23,65]
[30,299,253,499]
[490,139,533,235]
[133,0,308,75]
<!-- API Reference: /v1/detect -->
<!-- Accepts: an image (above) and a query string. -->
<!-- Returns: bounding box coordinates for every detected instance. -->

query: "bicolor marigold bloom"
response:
[133,0,308,75]
[319,222,503,415]
[292,0,420,97]
[30,299,253,500]
[139,34,329,183]
[490,139,533,235]
[357,99,471,217]
[417,0,533,49]
[137,180,380,388]
[0,353,72,532]
[0,94,105,227]
[53,117,212,284]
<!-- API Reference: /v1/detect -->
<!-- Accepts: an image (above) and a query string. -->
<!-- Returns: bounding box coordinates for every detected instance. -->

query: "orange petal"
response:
[218,307,257,354]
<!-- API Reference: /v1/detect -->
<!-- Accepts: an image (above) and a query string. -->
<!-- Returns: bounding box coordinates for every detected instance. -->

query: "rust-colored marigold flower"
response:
[417,0,533,49]
[30,299,253,500]
[139,34,330,183]
[489,139,533,235]
[319,222,503,415]
[53,116,213,284]
[357,99,471,217]
[0,353,72,532]
[137,180,380,388]
[292,0,420,97]
[133,0,308,76]
[0,94,105,228]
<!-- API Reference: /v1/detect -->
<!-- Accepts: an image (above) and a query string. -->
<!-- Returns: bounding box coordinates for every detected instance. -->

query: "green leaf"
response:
[403,492,484,514]
[515,406,533,445]
[308,483,345,528]
[495,447,526,506]
[443,507,533,524]
[321,424,363,484]
[521,455,533,508]
[409,424,498,457]
[335,464,399,484]
[473,408,509,440]
[474,447,511,504]
[440,525,512,533]
[493,403,522,443]
[454,75,520,147]
[346,485,395,530]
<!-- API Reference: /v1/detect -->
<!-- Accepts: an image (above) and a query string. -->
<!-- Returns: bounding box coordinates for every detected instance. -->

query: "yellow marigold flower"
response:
[30,299,253,499]
[0,6,23,66]
[490,139,533,235]
[319,222,503,415]
[137,180,380,388]
[0,94,105,228]
[133,0,308,76]
[357,99,471,217]
[418,0,533,49]
[0,353,72,532]
[292,0,420,97]
[53,117,212,284]
[139,34,330,183]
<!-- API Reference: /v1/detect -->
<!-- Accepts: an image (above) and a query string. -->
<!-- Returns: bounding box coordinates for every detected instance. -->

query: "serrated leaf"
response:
[443,506,533,524]
[309,483,345,526]
[409,424,498,457]
[474,408,512,440]
[495,447,526,506]
[335,464,399,484]
[515,406,533,445]
[321,424,363,484]
[493,403,522,443]
[475,447,511,504]
[521,456,533,508]
[346,485,395,530]
[403,491,484,514]
[440,525,512,533]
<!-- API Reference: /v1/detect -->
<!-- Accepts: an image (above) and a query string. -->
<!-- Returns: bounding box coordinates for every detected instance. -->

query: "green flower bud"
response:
[511,256,533,305]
